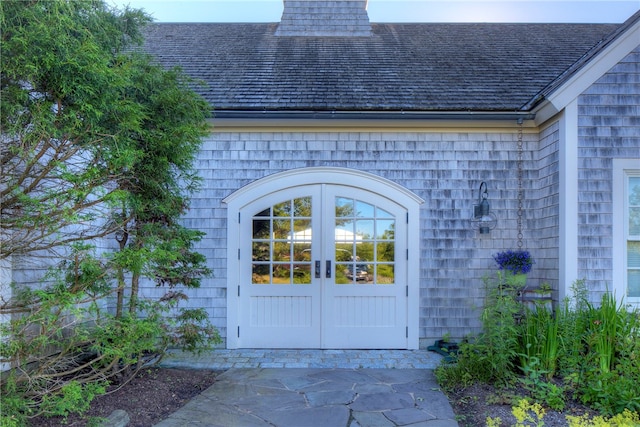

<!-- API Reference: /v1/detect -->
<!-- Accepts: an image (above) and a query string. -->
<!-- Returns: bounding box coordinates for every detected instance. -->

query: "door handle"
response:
[326,260,331,278]
[315,261,321,278]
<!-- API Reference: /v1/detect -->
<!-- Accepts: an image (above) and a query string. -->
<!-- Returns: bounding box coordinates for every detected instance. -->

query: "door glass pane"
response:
[293,197,312,217]
[630,208,640,236]
[335,197,395,285]
[336,221,356,242]
[273,242,290,262]
[252,242,270,261]
[356,200,375,217]
[336,197,354,217]
[252,264,270,284]
[376,242,394,262]
[273,264,291,284]
[377,207,393,219]
[376,220,395,239]
[251,197,312,285]
[273,201,291,216]
[355,243,374,263]
[356,219,374,239]
[273,219,290,239]
[335,264,349,284]
[293,219,311,237]
[293,243,312,262]
[252,219,270,239]
[293,264,311,284]
[376,264,395,284]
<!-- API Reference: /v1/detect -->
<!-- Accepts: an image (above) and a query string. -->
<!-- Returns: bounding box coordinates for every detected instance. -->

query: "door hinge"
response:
[406,212,409,224]
[406,249,409,260]
[238,248,240,260]
[238,212,241,223]
[406,285,409,297]
[406,326,409,338]
[238,285,240,297]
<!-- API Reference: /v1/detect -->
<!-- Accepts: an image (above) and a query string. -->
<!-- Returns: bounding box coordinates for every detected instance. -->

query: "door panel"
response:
[239,184,407,349]
[240,187,321,348]
[322,187,407,349]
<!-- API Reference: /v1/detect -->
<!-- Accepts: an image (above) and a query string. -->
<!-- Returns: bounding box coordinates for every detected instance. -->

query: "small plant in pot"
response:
[493,250,533,288]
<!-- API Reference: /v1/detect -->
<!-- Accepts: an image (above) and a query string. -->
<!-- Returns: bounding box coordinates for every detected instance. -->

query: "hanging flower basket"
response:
[493,250,533,290]
[493,250,533,275]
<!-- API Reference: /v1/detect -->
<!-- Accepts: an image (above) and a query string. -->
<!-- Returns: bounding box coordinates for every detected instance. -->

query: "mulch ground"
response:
[29,368,219,427]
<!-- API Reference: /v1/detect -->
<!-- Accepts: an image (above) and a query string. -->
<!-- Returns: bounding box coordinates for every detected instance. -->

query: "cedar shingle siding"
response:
[578,46,640,300]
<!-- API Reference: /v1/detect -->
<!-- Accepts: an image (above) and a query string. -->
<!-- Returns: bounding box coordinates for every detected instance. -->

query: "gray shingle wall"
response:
[533,122,561,299]
[150,128,539,346]
[577,46,640,302]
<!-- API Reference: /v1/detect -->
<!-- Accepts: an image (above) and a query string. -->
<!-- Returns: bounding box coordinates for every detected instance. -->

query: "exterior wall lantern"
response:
[474,182,497,234]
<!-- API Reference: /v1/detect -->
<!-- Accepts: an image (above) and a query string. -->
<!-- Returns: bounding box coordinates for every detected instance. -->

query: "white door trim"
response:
[223,167,424,207]
[224,167,424,349]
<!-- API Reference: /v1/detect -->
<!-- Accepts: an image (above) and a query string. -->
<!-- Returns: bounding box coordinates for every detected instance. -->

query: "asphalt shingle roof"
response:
[142,21,626,112]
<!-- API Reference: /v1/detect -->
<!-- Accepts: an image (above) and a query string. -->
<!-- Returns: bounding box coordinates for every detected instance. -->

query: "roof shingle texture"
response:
[142,22,620,112]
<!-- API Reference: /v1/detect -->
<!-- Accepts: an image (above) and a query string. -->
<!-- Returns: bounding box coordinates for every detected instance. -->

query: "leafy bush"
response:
[435,272,521,387]
[519,305,560,379]
[519,357,565,411]
[557,284,640,415]
[0,278,221,423]
[437,278,640,418]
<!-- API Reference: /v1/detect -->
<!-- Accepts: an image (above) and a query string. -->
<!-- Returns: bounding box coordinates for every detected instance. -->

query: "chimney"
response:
[275,0,371,37]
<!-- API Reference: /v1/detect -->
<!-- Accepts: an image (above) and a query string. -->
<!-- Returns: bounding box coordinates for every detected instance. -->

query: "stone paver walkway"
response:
[160,348,443,370]
[154,367,458,427]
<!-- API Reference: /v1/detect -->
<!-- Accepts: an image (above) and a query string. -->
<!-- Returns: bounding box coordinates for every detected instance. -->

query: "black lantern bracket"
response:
[473,182,497,234]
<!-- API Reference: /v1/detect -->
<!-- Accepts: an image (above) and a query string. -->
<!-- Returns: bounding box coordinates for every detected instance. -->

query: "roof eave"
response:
[525,9,640,119]
[211,109,536,128]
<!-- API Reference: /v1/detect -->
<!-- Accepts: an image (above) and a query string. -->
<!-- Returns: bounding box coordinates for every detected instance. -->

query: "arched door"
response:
[224,168,423,349]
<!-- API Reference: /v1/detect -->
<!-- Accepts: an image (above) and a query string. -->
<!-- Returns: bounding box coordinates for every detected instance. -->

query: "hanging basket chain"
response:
[517,119,524,248]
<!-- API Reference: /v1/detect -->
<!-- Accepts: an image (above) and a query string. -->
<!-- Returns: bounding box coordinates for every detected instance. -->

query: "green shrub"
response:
[437,278,640,418]
[519,305,560,379]
[519,356,565,411]
[0,283,221,422]
[39,381,107,418]
[436,272,521,386]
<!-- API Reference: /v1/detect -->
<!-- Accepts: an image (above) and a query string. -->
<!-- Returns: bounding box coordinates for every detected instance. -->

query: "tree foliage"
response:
[0,1,218,423]
[0,0,149,258]
[110,54,211,316]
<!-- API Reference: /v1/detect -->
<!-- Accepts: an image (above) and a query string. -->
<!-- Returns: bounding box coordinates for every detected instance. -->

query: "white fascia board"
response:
[558,100,579,303]
[532,101,560,127]
[546,19,640,112]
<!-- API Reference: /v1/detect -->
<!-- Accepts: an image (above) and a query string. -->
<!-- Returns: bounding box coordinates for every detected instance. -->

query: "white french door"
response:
[236,184,408,349]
